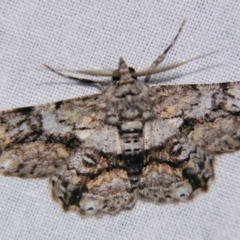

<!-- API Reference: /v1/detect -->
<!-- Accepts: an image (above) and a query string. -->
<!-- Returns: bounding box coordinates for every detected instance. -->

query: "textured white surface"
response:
[0,1,240,240]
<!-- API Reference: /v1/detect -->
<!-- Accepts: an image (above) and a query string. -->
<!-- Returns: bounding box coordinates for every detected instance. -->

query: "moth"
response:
[1,20,240,216]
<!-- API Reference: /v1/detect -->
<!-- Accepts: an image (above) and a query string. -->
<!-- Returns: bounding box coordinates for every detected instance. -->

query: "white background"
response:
[0,1,240,240]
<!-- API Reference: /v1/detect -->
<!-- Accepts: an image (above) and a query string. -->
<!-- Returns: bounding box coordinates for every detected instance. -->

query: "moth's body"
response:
[100,59,154,188]
[1,21,240,216]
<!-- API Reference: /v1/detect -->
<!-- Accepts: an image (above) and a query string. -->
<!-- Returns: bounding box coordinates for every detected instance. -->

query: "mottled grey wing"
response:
[0,93,104,177]
[0,93,135,216]
[138,82,240,203]
[152,82,240,153]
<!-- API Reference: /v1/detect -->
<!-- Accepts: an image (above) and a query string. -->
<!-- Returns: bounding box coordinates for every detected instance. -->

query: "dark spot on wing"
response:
[69,185,88,207]
[66,138,81,149]
[13,106,34,114]
[46,134,81,149]
[189,84,198,91]
[219,82,230,90]
[55,101,63,110]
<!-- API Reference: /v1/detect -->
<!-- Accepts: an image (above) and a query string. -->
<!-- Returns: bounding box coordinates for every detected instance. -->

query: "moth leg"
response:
[43,64,104,92]
[145,19,186,82]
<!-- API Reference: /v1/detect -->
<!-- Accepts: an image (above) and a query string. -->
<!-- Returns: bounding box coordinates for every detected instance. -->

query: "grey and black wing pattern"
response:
[138,82,240,203]
[0,90,137,216]
[0,93,104,177]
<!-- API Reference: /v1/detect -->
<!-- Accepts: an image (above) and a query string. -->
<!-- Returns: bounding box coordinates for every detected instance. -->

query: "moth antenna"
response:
[43,64,106,91]
[65,69,114,77]
[134,50,219,77]
[145,19,187,82]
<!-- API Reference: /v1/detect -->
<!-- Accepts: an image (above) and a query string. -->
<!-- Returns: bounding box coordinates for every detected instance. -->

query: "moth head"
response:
[112,57,137,83]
